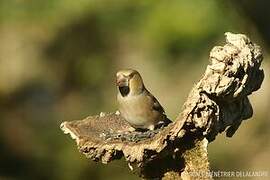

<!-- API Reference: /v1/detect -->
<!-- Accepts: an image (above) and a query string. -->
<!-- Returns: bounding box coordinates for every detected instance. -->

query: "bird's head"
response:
[116,69,144,96]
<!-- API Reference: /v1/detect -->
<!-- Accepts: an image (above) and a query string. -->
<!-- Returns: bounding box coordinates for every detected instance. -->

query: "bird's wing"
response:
[146,91,165,114]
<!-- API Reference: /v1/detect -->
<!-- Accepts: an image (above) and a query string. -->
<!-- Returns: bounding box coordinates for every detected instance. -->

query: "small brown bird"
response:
[116,69,170,130]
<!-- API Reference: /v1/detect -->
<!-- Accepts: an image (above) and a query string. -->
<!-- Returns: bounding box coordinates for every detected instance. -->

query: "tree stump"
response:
[60,32,264,179]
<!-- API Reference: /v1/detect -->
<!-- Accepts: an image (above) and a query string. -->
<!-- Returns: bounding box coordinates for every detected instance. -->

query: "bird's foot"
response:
[128,126,136,132]
[147,124,155,131]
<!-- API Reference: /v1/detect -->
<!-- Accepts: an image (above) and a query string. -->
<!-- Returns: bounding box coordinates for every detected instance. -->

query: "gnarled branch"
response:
[60,32,264,179]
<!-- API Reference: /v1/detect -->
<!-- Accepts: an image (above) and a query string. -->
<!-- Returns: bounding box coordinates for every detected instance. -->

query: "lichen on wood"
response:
[60,32,264,179]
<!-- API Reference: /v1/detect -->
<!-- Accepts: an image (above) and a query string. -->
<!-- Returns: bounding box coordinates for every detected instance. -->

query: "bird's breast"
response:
[118,94,154,126]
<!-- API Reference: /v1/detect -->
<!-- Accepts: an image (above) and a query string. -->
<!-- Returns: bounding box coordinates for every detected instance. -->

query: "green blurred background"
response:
[0,0,269,180]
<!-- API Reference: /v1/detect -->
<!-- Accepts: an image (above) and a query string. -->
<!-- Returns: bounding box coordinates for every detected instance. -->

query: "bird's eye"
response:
[129,73,135,78]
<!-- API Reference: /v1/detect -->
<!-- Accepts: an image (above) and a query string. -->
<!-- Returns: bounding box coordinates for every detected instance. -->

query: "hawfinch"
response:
[116,69,170,130]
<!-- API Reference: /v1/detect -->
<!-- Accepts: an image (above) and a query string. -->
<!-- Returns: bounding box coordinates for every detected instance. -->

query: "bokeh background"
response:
[0,0,269,180]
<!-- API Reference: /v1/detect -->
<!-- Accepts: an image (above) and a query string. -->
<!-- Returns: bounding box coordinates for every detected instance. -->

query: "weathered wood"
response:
[60,32,264,179]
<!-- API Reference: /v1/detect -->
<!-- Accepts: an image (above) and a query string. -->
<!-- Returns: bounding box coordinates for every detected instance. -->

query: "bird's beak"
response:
[116,77,128,87]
